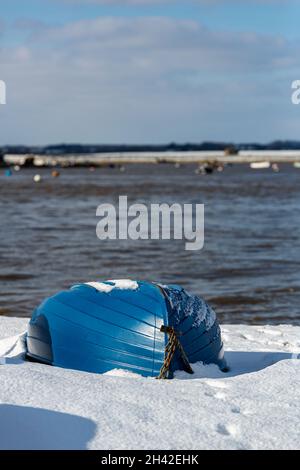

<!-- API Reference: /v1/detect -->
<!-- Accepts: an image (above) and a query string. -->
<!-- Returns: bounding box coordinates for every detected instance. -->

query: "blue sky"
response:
[0,0,299,144]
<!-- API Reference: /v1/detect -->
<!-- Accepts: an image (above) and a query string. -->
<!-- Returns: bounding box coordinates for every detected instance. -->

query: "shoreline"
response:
[4,150,300,167]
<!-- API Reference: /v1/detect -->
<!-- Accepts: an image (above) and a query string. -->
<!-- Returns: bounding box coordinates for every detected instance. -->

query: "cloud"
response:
[22,16,296,72]
[0,16,298,144]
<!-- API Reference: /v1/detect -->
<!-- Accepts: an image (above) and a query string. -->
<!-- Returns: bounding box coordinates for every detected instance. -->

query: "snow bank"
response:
[0,317,299,450]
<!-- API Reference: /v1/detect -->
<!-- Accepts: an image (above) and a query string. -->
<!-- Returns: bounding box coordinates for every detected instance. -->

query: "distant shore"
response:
[3,150,300,167]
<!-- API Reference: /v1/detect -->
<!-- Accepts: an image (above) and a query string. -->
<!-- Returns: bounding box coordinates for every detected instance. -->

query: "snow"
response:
[85,279,138,293]
[161,285,217,329]
[84,282,115,293]
[0,316,299,450]
[108,279,139,290]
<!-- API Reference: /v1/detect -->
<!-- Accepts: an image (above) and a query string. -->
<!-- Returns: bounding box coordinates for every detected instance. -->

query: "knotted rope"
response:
[157,325,194,379]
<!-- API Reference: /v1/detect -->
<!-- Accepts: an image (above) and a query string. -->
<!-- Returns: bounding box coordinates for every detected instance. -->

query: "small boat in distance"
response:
[250,161,270,169]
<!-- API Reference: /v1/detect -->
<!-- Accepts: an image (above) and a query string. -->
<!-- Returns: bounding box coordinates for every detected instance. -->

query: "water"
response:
[1,164,300,324]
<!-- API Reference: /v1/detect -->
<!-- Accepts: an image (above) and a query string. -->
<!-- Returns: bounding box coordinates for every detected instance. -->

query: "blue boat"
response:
[27,280,227,377]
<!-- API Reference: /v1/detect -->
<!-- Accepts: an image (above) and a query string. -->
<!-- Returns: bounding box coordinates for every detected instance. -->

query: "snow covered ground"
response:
[0,316,299,450]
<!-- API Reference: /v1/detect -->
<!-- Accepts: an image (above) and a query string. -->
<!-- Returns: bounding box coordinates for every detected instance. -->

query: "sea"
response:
[1,163,300,325]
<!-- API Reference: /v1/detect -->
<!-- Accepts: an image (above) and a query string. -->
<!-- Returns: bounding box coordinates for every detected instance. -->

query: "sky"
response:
[0,0,299,145]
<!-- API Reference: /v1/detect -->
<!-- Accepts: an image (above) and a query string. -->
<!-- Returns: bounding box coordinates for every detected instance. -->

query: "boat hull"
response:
[27,281,226,377]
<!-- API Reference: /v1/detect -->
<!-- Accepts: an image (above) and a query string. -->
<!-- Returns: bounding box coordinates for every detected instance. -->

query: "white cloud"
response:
[0,16,298,144]
[23,16,296,72]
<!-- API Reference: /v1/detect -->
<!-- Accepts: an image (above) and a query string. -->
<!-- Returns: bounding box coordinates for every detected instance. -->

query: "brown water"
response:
[0,164,300,324]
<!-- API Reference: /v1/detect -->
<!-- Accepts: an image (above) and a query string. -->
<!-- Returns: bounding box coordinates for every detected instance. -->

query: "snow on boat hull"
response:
[27,281,227,377]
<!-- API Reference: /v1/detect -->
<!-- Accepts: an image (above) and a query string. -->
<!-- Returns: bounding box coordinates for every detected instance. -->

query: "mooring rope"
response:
[157,325,194,379]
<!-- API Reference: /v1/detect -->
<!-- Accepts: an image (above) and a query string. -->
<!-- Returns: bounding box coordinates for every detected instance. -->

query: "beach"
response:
[0,316,299,450]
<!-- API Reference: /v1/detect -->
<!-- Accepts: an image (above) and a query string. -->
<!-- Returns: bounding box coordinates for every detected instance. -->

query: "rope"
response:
[157,325,194,379]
